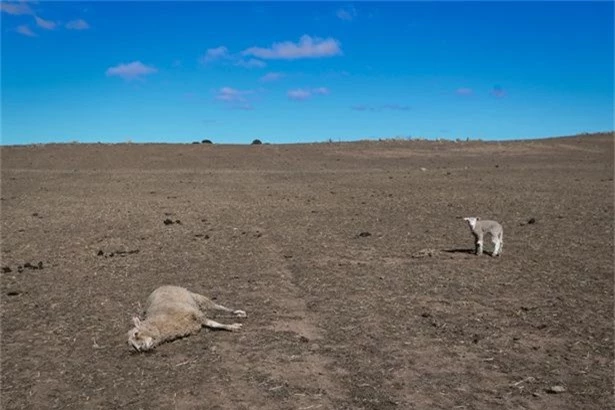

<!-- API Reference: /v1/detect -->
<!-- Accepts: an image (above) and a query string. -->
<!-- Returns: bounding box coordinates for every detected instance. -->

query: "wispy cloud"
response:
[287,89,312,101]
[456,87,473,96]
[382,103,410,111]
[65,19,90,30]
[214,87,255,110]
[200,46,230,64]
[35,16,56,30]
[287,87,330,101]
[491,85,507,98]
[243,35,342,60]
[106,61,158,81]
[201,46,266,69]
[351,104,410,112]
[336,6,357,21]
[312,87,330,95]
[0,1,34,15]
[16,24,37,37]
[260,72,285,82]
[234,58,266,69]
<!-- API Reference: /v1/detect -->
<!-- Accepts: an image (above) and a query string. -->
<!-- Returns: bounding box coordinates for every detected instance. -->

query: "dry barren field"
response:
[1,133,613,409]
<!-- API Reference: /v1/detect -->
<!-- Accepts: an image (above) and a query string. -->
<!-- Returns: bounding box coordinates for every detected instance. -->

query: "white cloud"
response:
[214,87,256,110]
[0,2,34,15]
[65,19,90,30]
[234,58,266,69]
[215,87,249,103]
[456,87,473,96]
[336,6,357,21]
[35,16,56,30]
[287,89,311,101]
[259,72,284,82]
[16,24,36,37]
[287,87,330,101]
[200,46,230,64]
[106,61,158,81]
[243,35,342,60]
[351,104,410,112]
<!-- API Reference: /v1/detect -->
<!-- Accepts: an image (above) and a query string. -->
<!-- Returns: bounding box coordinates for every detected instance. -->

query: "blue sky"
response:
[1,1,613,145]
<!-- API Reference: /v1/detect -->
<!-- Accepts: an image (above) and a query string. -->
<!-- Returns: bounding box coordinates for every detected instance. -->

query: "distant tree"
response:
[251,139,262,145]
[202,139,213,144]
[192,141,200,144]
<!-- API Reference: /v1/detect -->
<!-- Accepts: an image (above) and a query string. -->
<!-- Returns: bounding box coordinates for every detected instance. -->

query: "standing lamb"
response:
[463,217,504,256]
[127,285,246,352]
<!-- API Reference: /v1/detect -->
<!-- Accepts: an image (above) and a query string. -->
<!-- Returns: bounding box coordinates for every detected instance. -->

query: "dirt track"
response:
[1,133,613,409]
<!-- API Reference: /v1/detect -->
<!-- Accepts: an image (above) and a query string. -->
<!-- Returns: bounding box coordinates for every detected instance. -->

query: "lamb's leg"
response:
[191,292,247,317]
[474,232,483,255]
[475,239,483,255]
[492,237,501,256]
[493,232,503,256]
[203,318,243,332]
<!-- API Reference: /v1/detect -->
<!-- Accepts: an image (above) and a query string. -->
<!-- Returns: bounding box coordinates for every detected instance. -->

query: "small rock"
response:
[37,261,43,269]
[175,219,181,224]
[6,291,20,296]
[97,250,104,256]
[528,218,536,224]
[2,266,12,273]
[546,385,566,394]
[163,219,174,225]
[358,231,372,238]
[420,167,427,172]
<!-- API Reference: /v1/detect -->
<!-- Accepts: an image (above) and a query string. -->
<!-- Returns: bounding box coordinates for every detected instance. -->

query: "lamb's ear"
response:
[132,316,142,329]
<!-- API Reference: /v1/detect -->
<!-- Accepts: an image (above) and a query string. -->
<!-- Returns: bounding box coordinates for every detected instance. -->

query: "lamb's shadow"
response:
[442,248,497,256]
[442,248,476,255]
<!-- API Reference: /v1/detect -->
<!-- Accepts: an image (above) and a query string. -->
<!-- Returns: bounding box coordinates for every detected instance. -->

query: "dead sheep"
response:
[127,285,246,352]
[463,217,504,256]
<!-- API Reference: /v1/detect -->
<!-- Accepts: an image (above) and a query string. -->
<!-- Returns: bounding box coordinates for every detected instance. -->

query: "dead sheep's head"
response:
[127,317,157,352]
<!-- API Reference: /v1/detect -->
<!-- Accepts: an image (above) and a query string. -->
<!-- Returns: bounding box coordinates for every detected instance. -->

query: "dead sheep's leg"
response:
[212,303,247,318]
[192,293,247,317]
[203,318,243,332]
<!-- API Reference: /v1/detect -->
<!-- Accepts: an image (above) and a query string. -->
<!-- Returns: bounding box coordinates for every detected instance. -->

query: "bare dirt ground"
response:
[1,133,613,409]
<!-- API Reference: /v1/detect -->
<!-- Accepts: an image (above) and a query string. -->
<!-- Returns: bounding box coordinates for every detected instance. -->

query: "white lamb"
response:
[127,285,246,352]
[463,217,504,256]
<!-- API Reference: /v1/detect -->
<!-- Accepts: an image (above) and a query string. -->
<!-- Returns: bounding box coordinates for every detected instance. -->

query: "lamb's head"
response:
[127,317,157,352]
[463,217,480,230]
